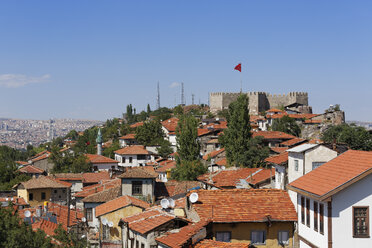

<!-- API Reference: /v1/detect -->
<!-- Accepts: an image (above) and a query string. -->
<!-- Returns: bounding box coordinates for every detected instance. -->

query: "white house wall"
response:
[332,173,372,247]
[304,146,337,174]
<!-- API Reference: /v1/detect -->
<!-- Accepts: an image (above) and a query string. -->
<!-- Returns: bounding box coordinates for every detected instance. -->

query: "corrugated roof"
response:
[286,143,318,153]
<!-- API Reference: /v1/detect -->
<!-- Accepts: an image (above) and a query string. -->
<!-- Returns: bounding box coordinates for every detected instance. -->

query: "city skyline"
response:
[0,1,371,121]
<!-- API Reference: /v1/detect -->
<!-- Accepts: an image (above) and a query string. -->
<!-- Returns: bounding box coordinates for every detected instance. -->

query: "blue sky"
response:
[0,1,371,121]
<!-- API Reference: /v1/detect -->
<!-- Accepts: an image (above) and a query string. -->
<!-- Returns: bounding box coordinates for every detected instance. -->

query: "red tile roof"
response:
[85,154,118,164]
[82,186,121,203]
[47,202,84,228]
[270,147,289,154]
[304,119,322,124]
[190,189,297,222]
[288,150,372,199]
[32,219,61,236]
[18,165,45,174]
[197,128,214,137]
[115,145,150,155]
[121,209,175,234]
[162,117,179,132]
[280,138,307,147]
[95,195,150,217]
[265,152,289,165]
[19,176,69,189]
[202,148,225,160]
[82,171,111,184]
[16,161,29,166]
[156,219,210,247]
[253,131,296,140]
[207,139,219,144]
[205,121,228,130]
[74,178,121,198]
[216,158,227,166]
[118,167,157,179]
[30,151,51,163]
[119,133,136,140]
[130,122,144,128]
[194,240,249,248]
[0,197,28,206]
[197,167,274,188]
[267,108,286,113]
[156,160,177,173]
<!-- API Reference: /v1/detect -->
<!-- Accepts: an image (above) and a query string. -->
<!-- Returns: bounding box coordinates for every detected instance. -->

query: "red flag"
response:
[234,63,241,72]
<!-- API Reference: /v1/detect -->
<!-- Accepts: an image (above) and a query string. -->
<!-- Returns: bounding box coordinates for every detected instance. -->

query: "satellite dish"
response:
[160,198,170,209]
[102,218,108,225]
[24,210,31,218]
[81,217,86,223]
[189,192,199,203]
[168,198,175,208]
[108,221,114,227]
[5,198,8,201]
[70,204,74,209]
[10,198,14,201]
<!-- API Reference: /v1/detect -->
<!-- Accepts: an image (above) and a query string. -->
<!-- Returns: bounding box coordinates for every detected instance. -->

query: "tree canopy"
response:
[49,147,91,173]
[135,120,165,146]
[271,115,301,137]
[322,123,372,151]
[219,94,269,167]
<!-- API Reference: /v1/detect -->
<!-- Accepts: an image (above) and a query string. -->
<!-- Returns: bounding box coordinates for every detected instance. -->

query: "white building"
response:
[265,151,289,190]
[287,144,337,209]
[85,154,119,171]
[161,117,178,150]
[288,150,372,248]
[119,133,138,148]
[114,145,154,167]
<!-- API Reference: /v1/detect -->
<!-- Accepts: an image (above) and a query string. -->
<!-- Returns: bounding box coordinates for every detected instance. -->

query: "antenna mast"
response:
[192,94,195,105]
[181,82,185,105]
[156,81,160,109]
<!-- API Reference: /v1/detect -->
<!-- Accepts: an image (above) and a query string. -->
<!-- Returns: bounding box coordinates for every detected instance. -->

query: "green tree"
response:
[53,224,87,248]
[219,94,269,167]
[0,206,53,248]
[102,140,121,159]
[271,115,301,137]
[49,146,91,173]
[65,130,79,141]
[147,104,151,114]
[135,120,165,146]
[156,140,173,158]
[173,105,184,116]
[322,123,372,151]
[175,114,200,161]
[171,160,207,181]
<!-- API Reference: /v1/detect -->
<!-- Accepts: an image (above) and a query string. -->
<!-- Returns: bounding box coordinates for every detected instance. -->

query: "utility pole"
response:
[156,81,160,110]
[192,94,195,105]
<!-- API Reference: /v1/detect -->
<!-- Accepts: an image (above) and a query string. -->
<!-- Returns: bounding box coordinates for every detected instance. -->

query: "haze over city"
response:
[0,1,371,121]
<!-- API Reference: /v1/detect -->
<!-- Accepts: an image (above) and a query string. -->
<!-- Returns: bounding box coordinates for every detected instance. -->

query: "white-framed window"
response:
[102,224,110,240]
[312,162,325,170]
[251,230,266,245]
[216,231,231,242]
[278,231,289,245]
[294,160,299,171]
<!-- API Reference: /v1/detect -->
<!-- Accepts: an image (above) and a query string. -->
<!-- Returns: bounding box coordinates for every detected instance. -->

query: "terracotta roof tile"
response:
[119,133,136,140]
[32,219,61,236]
[82,171,110,184]
[18,165,45,174]
[194,240,249,248]
[202,148,225,160]
[115,145,150,155]
[82,186,121,203]
[207,139,219,144]
[85,154,118,164]
[121,209,175,234]
[118,167,157,179]
[130,122,144,128]
[156,219,210,247]
[156,160,176,173]
[95,195,150,217]
[191,189,297,222]
[197,128,214,137]
[216,158,226,166]
[197,167,274,188]
[53,173,83,181]
[265,152,289,165]
[253,131,296,140]
[47,202,84,228]
[280,138,307,147]
[19,176,69,189]
[270,147,288,154]
[267,108,286,113]
[0,197,28,206]
[16,161,29,166]
[162,117,179,132]
[288,150,372,198]
[30,152,51,163]
[155,180,202,198]
[74,178,121,198]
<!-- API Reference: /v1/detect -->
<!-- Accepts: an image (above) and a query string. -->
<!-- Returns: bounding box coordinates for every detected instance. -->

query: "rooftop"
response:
[95,195,150,217]
[119,133,136,140]
[194,240,249,248]
[202,148,225,160]
[118,167,157,179]
[85,154,118,164]
[265,152,289,166]
[253,131,296,140]
[115,145,150,155]
[18,176,69,189]
[82,186,121,203]
[18,165,45,174]
[161,117,179,132]
[286,143,318,153]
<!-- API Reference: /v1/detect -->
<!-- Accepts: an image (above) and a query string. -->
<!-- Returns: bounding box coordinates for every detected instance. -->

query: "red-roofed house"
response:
[119,133,138,148]
[252,131,297,147]
[85,154,119,171]
[155,160,177,182]
[95,195,149,244]
[265,152,289,190]
[114,145,154,167]
[187,189,297,246]
[18,165,46,178]
[287,150,372,248]
[161,117,179,148]
[119,209,188,248]
[27,150,54,173]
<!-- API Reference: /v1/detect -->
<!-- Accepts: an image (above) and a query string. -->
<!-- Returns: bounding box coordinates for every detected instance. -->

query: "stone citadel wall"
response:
[209,92,309,115]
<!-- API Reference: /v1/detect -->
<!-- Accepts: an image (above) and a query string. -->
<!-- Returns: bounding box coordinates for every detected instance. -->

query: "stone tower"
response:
[96,128,103,155]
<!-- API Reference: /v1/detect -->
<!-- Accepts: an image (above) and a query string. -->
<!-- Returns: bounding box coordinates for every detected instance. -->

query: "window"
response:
[251,230,266,245]
[319,203,324,234]
[102,224,110,240]
[278,231,289,245]
[136,241,139,248]
[353,206,369,238]
[312,162,325,170]
[306,198,310,227]
[216,231,231,242]
[94,166,98,171]
[301,196,305,224]
[294,160,299,171]
[137,155,146,160]
[85,208,93,221]
[132,181,143,195]
[122,157,126,163]
[63,189,66,193]
[141,243,145,248]
[129,157,133,163]
[314,201,318,231]
[54,190,57,194]
[41,192,46,200]
[29,193,33,201]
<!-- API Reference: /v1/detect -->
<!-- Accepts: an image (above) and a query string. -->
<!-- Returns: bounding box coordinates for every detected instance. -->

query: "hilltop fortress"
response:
[209,92,311,115]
